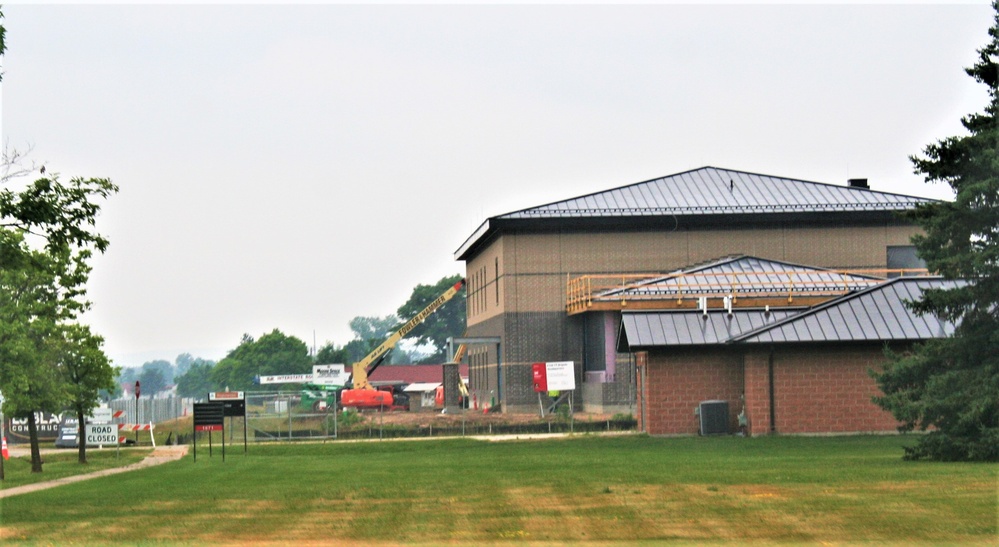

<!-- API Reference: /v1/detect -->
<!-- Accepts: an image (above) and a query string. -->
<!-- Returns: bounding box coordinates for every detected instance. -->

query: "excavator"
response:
[340,278,466,410]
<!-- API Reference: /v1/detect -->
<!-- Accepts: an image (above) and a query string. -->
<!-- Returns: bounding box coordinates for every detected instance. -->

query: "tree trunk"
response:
[77,407,88,464]
[28,412,43,473]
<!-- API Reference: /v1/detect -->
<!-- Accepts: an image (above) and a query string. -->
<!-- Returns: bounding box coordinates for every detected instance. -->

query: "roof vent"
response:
[848,178,869,189]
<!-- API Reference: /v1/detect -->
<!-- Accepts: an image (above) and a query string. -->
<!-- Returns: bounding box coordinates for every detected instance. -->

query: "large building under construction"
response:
[454,166,936,428]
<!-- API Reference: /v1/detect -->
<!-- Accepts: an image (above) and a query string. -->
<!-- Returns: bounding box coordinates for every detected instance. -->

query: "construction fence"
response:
[106,391,636,445]
[185,390,637,444]
[109,396,193,426]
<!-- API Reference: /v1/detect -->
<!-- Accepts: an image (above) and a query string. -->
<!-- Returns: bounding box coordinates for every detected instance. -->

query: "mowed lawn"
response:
[1,435,996,545]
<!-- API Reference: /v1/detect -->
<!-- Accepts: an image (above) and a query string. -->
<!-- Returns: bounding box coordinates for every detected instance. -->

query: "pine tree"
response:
[872,3,999,461]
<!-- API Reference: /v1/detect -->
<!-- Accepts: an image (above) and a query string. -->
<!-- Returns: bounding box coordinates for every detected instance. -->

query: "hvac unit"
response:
[698,400,730,436]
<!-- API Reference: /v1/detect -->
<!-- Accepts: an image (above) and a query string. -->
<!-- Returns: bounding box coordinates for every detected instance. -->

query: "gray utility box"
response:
[699,400,729,436]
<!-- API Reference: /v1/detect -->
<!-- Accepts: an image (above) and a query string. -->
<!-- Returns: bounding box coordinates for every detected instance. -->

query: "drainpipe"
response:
[768,347,776,434]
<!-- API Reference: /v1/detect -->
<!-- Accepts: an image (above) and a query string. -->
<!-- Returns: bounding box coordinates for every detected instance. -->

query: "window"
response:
[887,245,927,277]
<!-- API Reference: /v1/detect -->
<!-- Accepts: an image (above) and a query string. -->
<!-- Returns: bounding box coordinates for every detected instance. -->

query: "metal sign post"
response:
[209,392,247,454]
[134,381,141,444]
[193,402,225,462]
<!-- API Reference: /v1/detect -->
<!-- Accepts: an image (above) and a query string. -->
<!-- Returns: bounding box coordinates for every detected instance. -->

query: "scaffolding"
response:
[566,268,931,315]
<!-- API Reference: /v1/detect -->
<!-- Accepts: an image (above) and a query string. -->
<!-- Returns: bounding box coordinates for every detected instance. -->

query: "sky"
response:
[1,2,993,368]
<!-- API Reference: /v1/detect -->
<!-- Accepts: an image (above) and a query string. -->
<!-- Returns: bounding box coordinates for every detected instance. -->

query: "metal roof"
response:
[619,309,801,349]
[602,255,883,300]
[618,277,964,348]
[455,166,936,260]
[501,167,932,220]
[733,277,963,344]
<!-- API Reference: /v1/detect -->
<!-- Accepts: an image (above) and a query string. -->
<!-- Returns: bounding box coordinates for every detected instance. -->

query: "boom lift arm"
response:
[349,279,466,392]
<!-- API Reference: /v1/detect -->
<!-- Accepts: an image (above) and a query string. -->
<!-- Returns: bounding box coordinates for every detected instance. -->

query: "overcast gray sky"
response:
[1,2,992,368]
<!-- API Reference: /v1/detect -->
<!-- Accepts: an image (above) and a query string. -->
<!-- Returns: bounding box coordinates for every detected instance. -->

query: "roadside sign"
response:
[209,391,244,401]
[193,402,226,462]
[85,423,118,446]
[209,392,246,417]
[532,361,576,392]
[88,407,113,424]
[194,402,225,431]
[257,374,312,384]
[313,364,347,385]
[545,361,576,391]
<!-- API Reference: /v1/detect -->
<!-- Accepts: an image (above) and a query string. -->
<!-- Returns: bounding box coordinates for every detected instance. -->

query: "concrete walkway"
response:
[0,445,188,499]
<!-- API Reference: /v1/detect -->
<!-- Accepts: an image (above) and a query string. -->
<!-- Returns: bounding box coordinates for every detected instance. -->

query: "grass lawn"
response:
[0,434,996,545]
[0,448,150,489]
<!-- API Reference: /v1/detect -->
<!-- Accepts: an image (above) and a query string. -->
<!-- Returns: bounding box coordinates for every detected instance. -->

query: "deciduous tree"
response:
[396,274,466,363]
[58,324,117,464]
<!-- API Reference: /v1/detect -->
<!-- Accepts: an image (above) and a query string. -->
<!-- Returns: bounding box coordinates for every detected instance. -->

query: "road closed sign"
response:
[85,423,118,446]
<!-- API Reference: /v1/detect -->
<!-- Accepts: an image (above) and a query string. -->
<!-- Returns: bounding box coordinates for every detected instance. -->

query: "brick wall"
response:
[640,348,744,435]
[640,344,903,436]
[463,220,922,415]
[743,349,772,435]
[768,344,901,434]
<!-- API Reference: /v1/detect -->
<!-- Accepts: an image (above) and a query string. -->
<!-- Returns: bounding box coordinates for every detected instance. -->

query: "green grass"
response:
[1,435,996,545]
[0,447,150,489]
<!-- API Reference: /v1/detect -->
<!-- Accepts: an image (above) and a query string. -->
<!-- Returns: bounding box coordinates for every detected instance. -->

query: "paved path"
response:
[0,446,188,499]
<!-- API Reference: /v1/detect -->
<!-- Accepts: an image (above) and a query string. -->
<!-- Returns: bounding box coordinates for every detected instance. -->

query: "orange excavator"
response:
[340,279,465,410]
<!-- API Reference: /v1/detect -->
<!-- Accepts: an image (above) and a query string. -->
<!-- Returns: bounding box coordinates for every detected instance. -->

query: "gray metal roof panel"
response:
[620,309,801,348]
[734,278,964,344]
[502,167,934,221]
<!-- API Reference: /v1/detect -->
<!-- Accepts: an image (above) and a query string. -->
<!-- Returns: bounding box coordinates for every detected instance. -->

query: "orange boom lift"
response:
[340,279,465,409]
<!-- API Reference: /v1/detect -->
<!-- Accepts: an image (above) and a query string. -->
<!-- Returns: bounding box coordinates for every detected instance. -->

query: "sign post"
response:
[85,424,118,446]
[193,402,225,462]
[134,381,141,444]
[209,392,247,453]
[531,362,576,426]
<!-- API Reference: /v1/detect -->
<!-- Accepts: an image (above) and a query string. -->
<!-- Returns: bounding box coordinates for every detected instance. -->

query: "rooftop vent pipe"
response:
[848,178,869,189]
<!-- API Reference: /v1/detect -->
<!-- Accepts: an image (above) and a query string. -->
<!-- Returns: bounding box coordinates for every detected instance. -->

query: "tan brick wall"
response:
[466,239,505,325]
[469,222,921,320]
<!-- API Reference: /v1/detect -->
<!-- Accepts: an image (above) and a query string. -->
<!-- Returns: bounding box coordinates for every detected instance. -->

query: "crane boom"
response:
[350,279,465,392]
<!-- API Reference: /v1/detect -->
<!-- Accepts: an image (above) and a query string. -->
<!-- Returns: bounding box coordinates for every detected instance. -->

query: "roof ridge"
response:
[497,166,937,220]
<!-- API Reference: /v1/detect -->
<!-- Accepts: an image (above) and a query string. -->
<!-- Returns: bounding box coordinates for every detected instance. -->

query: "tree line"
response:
[125,273,466,397]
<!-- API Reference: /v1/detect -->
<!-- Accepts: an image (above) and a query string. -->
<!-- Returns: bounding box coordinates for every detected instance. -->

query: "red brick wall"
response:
[640,344,903,436]
[743,349,772,436]
[640,348,744,435]
[770,344,900,434]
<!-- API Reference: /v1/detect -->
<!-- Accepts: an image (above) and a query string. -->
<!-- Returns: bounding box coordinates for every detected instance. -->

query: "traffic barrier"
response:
[116,422,156,448]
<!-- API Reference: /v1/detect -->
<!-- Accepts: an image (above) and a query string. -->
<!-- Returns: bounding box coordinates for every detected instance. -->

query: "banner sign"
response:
[257,374,312,385]
[193,402,225,432]
[85,423,118,446]
[532,361,576,392]
[313,364,347,385]
[5,412,63,444]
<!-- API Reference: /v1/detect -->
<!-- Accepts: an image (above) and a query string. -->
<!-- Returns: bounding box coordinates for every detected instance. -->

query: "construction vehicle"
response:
[299,383,342,412]
[340,279,466,410]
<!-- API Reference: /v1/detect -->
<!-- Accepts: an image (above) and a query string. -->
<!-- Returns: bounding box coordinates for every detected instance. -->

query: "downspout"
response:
[768,347,776,434]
